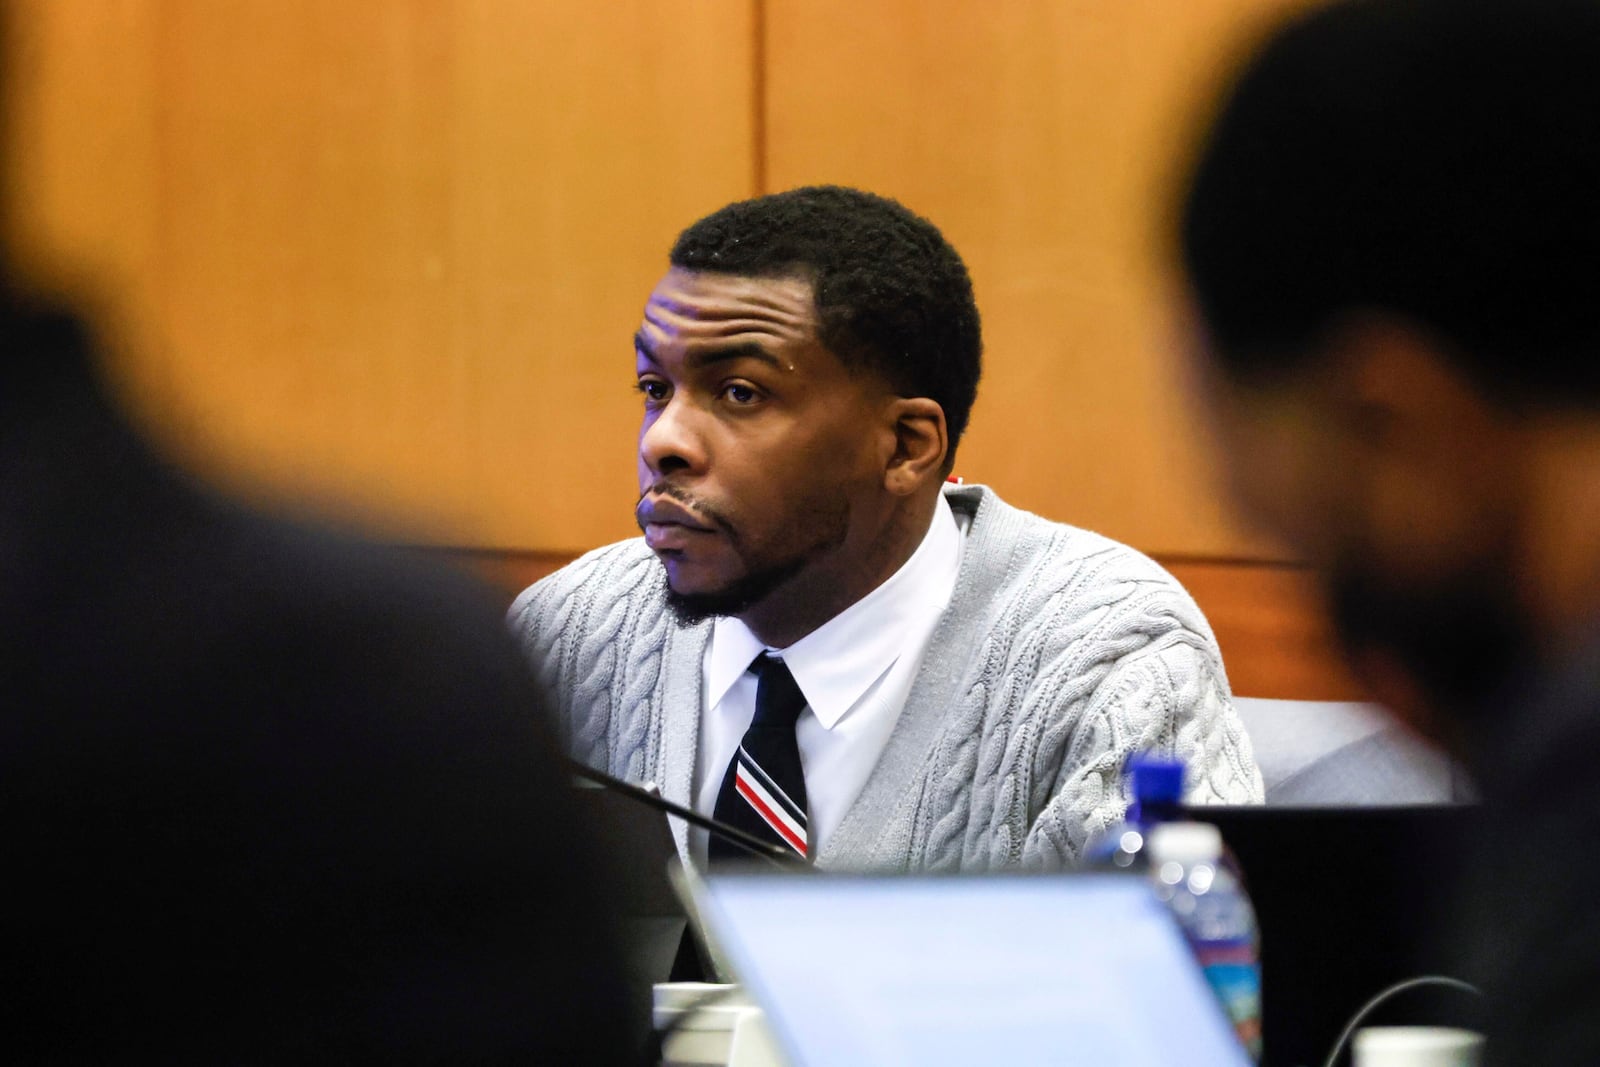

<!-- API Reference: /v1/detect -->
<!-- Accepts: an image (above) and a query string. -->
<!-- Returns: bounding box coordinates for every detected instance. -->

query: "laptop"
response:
[684,868,1253,1067]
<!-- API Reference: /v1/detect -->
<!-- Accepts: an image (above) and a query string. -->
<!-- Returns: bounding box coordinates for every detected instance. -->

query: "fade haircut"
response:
[670,185,983,465]
[1179,0,1600,407]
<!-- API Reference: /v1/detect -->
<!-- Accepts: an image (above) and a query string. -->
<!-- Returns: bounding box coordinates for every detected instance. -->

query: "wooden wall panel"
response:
[764,0,1308,560]
[6,0,756,551]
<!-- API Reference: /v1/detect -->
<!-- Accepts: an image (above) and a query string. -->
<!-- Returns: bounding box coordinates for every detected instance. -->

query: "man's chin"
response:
[661,558,808,627]
[663,588,755,626]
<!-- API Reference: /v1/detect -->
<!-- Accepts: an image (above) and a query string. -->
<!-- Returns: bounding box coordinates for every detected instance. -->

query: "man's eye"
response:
[724,383,760,404]
[637,380,669,402]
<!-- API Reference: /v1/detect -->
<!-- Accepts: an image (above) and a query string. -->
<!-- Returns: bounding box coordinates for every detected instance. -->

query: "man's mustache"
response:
[634,484,731,534]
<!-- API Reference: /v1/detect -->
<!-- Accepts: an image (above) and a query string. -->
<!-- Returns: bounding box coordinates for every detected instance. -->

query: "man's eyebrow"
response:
[633,334,782,371]
[686,342,782,370]
[633,331,658,365]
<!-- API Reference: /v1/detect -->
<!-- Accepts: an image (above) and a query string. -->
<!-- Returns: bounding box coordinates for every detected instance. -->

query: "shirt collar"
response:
[706,493,963,729]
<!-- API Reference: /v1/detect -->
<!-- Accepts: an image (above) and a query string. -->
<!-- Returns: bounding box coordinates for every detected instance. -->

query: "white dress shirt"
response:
[692,493,967,863]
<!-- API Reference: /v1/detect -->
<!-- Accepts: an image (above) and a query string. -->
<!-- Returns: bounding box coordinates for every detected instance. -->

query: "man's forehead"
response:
[638,268,820,348]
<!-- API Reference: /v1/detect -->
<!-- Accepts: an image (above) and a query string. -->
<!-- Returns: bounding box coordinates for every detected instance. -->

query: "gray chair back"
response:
[1231,697,1473,805]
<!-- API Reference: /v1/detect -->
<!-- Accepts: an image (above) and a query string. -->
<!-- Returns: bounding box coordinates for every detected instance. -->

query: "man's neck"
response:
[739,491,943,648]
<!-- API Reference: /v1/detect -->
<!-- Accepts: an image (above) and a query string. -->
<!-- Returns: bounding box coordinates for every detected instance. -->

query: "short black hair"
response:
[1179,0,1600,405]
[670,185,983,462]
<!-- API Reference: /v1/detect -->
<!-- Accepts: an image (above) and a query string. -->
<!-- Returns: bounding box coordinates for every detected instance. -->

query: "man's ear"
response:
[883,397,948,496]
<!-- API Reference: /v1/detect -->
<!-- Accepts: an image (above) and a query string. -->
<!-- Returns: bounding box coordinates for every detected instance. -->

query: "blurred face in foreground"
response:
[1186,314,1531,733]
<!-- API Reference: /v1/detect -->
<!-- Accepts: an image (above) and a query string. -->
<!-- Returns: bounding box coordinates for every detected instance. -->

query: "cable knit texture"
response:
[511,485,1262,870]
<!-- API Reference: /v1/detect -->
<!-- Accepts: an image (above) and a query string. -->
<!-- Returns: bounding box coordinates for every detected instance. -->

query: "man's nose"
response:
[639,396,707,477]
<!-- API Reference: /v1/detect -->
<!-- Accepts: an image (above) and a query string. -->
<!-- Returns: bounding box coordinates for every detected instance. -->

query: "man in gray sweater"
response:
[512,186,1260,871]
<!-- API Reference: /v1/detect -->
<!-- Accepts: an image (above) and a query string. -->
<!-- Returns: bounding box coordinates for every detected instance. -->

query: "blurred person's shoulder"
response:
[1,304,638,1063]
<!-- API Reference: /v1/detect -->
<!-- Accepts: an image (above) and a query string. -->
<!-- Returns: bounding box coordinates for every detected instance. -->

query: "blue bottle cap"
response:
[1127,754,1185,803]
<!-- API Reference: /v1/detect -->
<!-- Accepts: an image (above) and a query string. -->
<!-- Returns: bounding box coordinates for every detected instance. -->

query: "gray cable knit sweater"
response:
[511,485,1262,870]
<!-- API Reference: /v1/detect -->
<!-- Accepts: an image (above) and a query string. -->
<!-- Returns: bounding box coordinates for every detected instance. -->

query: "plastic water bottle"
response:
[1083,754,1186,871]
[1147,821,1263,1061]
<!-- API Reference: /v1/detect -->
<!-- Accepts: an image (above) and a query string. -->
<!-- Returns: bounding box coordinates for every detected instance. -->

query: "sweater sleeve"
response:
[1018,568,1264,869]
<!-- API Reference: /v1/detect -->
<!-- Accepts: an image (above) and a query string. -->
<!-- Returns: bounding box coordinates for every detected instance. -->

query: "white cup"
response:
[1353,1026,1484,1067]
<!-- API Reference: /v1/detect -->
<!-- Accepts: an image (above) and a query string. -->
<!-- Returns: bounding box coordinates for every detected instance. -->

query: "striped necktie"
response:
[709,653,810,862]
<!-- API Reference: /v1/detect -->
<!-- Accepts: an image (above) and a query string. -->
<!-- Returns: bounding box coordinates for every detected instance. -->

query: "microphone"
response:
[565,758,805,869]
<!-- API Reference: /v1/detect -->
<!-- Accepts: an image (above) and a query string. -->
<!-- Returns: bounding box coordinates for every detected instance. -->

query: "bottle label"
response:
[1195,946,1262,1061]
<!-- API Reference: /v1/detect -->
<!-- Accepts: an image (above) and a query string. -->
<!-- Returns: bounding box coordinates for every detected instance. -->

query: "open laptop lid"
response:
[684,868,1251,1067]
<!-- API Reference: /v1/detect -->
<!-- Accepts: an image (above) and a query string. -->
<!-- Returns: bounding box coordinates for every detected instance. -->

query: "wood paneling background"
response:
[7,0,756,550]
[6,0,1359,698]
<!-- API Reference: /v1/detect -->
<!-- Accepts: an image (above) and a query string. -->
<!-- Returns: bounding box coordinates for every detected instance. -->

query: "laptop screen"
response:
[693,870,1251,1067]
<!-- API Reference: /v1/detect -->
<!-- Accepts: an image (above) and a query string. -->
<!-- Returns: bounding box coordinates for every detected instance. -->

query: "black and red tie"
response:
[710,653,810,862]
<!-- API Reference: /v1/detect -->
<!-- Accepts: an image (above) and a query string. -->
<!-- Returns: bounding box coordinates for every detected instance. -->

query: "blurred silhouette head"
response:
[1178,0,1600,719]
